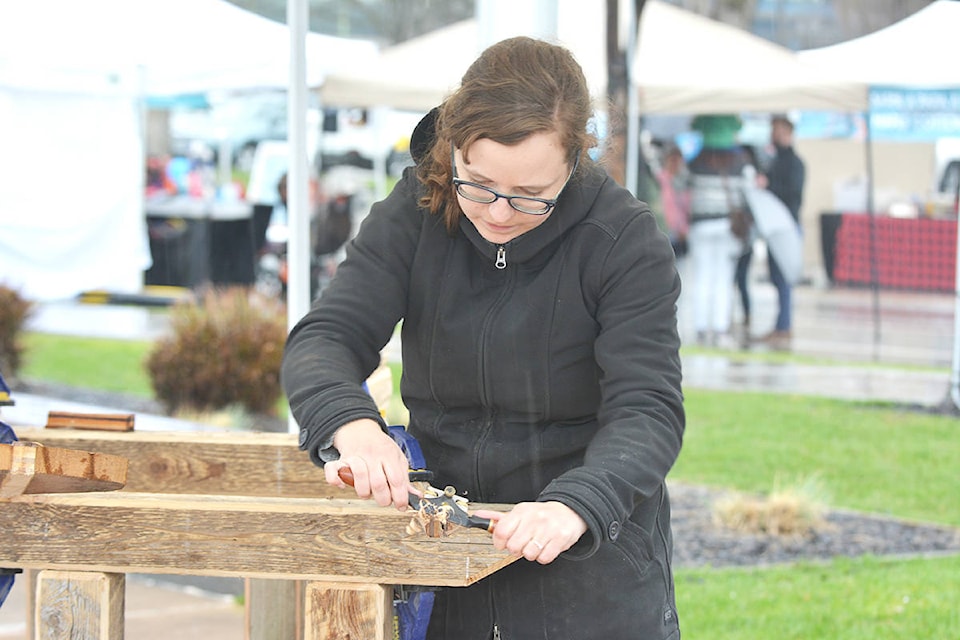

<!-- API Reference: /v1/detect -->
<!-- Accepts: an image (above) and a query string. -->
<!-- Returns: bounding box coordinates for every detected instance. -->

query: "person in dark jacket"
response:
[282,37,684,640]
[757,114,805,348]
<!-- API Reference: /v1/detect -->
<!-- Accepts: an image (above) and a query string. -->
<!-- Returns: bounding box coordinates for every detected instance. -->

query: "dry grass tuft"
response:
[713,475,830,536]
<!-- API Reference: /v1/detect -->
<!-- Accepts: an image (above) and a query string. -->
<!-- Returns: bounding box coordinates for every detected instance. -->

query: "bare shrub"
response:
[146,288,286,416]
[0,284,34,380]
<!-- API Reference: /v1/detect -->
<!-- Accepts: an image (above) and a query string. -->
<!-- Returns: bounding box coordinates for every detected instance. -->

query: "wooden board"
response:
[304,582,392,640]
[46,411,135,432]
[35,571,124,640]
[15,428,342,498]
[0,442,127,498]
[0,492,516,586]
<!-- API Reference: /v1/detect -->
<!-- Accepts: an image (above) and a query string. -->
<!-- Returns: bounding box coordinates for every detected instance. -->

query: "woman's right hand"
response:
[324,418,412,511]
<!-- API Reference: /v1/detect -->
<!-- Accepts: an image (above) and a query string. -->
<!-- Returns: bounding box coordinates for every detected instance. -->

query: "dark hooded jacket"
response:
[282,119,685,639]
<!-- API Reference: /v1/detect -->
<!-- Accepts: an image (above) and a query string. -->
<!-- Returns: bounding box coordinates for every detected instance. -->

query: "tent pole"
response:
[624,0,639,196]
[864,111,881,362]
[286,0,310,434]
[951,171,960,410]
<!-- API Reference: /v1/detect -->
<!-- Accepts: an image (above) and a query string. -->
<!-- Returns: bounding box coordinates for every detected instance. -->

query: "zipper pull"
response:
[493,623,502,640]
[495,246,507,270]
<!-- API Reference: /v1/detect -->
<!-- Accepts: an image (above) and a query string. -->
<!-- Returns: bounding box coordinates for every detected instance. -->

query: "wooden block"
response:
[246,578,304,640]
[0,492,515,586]
[16,429,344,498]
[304,582,392,640]
[0,442,127,498]
[35,570,124,640]
[46,412,135,432]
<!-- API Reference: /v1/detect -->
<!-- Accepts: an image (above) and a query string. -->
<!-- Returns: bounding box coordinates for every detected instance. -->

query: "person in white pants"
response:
[684,114,751,347]
[688,217,743,346]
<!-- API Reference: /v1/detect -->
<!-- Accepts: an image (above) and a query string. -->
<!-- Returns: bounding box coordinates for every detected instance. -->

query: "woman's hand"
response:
[323,419,412,511]
[473,501,588,565]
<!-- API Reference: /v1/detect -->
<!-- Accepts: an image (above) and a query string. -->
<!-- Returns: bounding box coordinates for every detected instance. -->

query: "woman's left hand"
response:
[472,501,587,565]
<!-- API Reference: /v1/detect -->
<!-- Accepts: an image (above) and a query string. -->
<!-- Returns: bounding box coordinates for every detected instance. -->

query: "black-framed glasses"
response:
[451,142,580,215]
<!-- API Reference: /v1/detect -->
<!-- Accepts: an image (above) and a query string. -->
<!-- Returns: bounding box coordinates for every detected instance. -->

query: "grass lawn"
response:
[13,331,960,637]
[676,389,960,527]
[21,332,154,397]
[677,555,960,639]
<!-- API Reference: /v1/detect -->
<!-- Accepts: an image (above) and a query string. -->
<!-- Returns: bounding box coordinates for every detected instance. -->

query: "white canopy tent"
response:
[320,0,867,115]
[799,0,960,409]
[0,0,375,302]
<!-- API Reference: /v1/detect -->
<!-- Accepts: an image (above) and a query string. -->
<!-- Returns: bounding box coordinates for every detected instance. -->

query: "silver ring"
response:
[531,540,544,550]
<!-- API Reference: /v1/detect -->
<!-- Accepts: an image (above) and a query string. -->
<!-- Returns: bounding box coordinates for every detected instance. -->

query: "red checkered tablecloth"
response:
[832,214,957,292]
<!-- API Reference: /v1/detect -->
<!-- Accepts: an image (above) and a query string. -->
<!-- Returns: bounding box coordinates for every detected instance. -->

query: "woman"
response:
[282,37,684,639]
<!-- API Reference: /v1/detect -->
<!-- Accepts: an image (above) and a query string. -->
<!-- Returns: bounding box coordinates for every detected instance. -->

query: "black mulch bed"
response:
[669,483,960,569]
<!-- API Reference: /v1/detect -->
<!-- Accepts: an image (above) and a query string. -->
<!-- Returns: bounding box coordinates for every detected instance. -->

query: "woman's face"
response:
[453,131,572,245]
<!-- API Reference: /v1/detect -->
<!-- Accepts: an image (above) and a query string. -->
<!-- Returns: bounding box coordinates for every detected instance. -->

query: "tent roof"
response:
[634,1,865,113]
[318,10,607,112]
[798,0,960,88]
[0,0,377,96]
[319,0,866,115]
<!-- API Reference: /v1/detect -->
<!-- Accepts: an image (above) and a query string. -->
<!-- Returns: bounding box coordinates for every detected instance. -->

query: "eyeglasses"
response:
[451,143,580,215]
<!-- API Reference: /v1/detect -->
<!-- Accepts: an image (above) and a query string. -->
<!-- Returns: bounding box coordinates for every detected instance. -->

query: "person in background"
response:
[732,144,763,341]
[281,37,684,640]
[685,114,751,348]
[656,144,690,258]
[757,114,805,348]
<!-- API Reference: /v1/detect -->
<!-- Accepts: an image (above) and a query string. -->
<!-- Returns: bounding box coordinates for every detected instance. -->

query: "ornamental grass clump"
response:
[0,284,34,380]
[713,474,830,537]
[146,288,287,416]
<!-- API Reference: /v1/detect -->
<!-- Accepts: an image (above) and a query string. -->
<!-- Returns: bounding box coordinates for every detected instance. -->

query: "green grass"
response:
[676,555,960,639]
[674,390,960,527]
[14,331,960,637]
[21,332,154,397]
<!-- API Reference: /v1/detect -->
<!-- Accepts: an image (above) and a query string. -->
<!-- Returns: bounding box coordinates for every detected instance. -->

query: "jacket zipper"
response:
[482,244,510,640]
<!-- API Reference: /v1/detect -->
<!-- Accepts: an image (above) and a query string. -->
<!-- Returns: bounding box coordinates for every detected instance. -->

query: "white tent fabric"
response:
[797,0,960,88]
[633,1,865,114]
[319,10,606,111]
[0,92,148,300]
[0,0,375,97]
[0,0,375,302]
[320,0,866,114]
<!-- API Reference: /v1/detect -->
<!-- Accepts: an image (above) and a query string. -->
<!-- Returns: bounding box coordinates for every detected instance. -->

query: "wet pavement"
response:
[1,261,957,638]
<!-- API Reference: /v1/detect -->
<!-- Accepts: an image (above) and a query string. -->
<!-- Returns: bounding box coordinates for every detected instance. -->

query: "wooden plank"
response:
[303,582,392,640]
[45,412,135,432]
[15,429,343,498]
[1,492,515,586]
[246,579,303,640]
[0,443,127,498]
[35,570,124,640]
[25,569,37,640]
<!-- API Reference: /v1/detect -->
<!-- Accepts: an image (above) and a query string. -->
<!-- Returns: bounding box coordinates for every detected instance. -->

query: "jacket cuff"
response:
[298,398,387,467]
[539,476,624,561]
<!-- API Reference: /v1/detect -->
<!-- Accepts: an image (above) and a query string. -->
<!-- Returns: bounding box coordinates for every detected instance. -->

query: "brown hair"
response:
[417,36,597,231]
